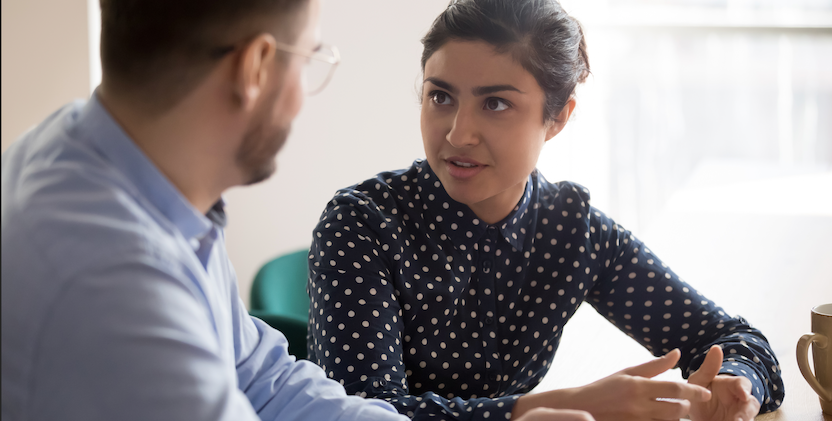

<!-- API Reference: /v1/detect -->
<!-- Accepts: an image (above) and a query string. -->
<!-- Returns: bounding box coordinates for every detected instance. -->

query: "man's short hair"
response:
[99,0,309,112]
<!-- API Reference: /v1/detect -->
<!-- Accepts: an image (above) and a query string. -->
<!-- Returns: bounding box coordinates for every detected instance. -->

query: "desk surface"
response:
[532,171,832,421]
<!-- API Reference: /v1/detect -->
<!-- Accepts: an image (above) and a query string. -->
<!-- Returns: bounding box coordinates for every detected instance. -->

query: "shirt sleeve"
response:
[29,254,406,421]
[585,207,785,413]
[232,282,407,421]
[309,193,519,421]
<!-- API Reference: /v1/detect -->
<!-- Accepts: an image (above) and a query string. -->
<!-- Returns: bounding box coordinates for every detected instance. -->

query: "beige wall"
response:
[1,0,90,151]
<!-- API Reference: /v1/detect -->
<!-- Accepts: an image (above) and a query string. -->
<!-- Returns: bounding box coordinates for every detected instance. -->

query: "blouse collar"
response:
[415,159,537,251]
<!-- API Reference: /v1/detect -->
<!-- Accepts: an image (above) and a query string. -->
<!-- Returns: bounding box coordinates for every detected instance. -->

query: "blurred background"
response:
[2,0,831,308]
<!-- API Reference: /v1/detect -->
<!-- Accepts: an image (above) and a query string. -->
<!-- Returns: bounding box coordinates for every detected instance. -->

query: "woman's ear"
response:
[234,33,278,111]
[544,98,577,141]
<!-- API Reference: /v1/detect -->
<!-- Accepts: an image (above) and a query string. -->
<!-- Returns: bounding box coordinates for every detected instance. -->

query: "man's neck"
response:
[97,87,241,215]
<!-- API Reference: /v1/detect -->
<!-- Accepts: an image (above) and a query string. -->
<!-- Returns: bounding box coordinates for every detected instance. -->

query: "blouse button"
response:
[485,317,494,325]
[482,259,493,273]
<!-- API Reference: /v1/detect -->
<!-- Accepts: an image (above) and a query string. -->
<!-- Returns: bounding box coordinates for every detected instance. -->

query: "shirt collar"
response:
[73,92,220,241]
[496,173,535,250]
[415,159,536,251]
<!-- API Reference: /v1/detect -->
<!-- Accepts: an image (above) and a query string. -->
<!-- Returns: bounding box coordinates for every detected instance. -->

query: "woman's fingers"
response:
[647,398,692,420]
[729,376,753,401]
[738,394,761,419]
[621,349,681,378]
[563,350,725,421]
[724,376,760,421]
[643,379,712,402]
[624,377,711,420]
[689,374,761,421]
[723,393,760,421]
[689,345,723,387]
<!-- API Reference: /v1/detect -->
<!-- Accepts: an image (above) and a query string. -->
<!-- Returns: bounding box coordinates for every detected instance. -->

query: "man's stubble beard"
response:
[236,84,291,186]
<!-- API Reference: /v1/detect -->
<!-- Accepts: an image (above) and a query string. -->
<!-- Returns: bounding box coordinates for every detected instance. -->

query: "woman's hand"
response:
[688,345,761,421]
[513,349,712,421]
[514,408,595,421]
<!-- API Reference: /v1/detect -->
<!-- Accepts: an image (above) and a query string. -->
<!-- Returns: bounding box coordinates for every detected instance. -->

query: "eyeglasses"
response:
[275,41,340,96]
[211,41,340,96]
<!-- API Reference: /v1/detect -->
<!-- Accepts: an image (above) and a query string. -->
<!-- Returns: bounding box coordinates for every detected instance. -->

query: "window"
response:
[540,0,832,231]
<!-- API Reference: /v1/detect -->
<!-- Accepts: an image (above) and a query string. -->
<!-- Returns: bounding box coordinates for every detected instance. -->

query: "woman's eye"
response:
[485,98,509,111]
[432,92,452,105]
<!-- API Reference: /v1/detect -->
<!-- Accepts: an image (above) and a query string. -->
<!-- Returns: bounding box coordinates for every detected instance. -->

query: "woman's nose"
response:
[446,108,480,148]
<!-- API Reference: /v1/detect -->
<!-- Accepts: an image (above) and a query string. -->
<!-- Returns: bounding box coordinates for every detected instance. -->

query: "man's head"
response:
[99,0,321,188]
[100,0,311,112]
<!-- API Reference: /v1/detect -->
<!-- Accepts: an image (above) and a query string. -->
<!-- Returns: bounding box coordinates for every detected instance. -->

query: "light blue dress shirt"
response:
[0,94,407,421]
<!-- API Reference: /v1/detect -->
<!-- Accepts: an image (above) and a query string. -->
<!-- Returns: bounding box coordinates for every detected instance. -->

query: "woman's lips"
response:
[445,157,486,179]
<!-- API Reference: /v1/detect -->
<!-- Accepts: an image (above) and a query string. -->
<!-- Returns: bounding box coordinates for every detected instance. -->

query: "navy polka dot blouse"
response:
[308,159,784,421]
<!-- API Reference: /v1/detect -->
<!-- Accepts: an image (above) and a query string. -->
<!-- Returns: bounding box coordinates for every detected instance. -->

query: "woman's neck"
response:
[466,179,528,225]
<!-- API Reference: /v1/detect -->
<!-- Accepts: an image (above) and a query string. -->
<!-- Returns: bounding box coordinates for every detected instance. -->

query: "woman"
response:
[307,1,784,420]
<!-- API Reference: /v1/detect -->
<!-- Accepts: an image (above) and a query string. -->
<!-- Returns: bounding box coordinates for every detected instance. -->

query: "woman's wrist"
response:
[511,388,581,420]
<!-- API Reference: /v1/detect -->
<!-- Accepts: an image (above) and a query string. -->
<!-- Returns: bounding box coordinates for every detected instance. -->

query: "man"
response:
[1,1,593,420]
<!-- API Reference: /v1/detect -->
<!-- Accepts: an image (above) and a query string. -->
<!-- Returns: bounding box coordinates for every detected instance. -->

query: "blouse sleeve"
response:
[308,190,518,421]
[585,208,785,412]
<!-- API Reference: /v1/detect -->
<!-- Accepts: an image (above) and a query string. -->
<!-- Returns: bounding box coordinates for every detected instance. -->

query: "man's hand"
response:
[688,345,761,421]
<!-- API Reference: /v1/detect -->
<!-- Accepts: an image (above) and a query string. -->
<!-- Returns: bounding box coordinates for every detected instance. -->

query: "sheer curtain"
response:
[534,1,832,396]
[539,0,832,232]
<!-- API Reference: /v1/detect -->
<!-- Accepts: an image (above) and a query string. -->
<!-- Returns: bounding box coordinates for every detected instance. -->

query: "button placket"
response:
[478,226,503,391]
[481,258,493,273]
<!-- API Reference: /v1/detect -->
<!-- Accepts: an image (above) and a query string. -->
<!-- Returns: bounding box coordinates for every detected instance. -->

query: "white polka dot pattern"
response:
[308,160,784,420]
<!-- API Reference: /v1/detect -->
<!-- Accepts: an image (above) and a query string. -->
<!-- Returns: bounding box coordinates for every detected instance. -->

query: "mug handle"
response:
[797,333,832,401]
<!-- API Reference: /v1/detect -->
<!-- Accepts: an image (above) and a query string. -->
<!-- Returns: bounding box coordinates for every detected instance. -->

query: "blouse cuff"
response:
[463,394,520,421]
[354,375,522,421]
[718,360,769,409]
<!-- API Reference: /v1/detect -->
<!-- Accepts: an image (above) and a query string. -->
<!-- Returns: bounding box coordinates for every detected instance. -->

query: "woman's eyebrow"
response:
[423,77,458,94]
[472,84,523,96]
[423,78,523,96]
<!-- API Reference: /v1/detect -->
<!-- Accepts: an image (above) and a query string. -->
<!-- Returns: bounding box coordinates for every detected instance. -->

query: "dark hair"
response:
[421,0,590,121]
[99,0,309,111]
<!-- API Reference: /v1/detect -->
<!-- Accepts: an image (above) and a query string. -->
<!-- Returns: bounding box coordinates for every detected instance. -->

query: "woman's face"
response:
[420,40,570,224]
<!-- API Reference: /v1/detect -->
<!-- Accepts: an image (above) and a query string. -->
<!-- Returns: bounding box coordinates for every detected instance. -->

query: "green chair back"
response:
[249,249,310,359]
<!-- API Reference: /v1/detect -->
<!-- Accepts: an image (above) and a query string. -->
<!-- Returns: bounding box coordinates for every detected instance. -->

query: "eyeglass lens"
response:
[304,47,338,95]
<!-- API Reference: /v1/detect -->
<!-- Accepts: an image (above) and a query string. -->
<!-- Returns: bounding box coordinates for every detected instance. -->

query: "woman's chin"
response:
[434,172,490,209]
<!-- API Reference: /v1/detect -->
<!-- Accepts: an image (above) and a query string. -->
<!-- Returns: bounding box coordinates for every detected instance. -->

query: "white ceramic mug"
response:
[797,303,832,414]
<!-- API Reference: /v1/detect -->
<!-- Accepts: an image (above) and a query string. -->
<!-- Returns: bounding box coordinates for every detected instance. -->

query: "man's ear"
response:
[235,33,278,111]
[544,98,577,141]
